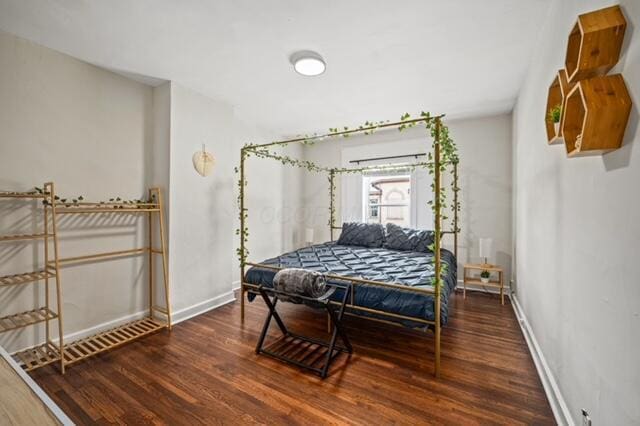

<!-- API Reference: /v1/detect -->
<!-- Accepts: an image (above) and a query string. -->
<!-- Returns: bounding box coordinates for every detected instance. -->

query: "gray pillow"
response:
[384,223,434,252]
[336,222,385,248]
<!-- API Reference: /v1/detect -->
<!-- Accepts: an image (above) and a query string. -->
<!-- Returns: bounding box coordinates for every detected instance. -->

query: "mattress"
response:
[244,242,457,328]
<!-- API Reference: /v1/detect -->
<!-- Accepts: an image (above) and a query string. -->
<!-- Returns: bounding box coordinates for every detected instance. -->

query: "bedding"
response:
[245,242,457,328]
[383,223,434,252]
[336,222,385,248]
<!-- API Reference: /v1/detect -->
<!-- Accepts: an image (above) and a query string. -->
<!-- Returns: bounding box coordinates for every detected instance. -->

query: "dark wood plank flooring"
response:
[31,290,554,425]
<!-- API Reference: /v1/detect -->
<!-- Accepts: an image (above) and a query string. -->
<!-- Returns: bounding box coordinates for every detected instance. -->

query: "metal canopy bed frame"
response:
[238,114,459,377]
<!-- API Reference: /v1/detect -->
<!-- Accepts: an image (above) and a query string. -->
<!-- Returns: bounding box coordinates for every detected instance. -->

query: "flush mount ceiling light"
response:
[290,51,326,76]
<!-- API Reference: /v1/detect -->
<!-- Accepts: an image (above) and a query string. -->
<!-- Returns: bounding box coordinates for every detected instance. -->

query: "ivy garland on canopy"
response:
[235,111,459,288]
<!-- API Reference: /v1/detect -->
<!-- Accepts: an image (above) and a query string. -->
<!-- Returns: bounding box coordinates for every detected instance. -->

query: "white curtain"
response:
[340,142,434,228]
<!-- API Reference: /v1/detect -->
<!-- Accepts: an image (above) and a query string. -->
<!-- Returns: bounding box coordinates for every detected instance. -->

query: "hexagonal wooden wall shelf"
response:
[545,69,575,145]
[561,74,632,157]
[565,5,626,84]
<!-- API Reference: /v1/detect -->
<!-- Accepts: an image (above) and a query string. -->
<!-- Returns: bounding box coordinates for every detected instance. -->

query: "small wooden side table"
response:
[463,263,505,305]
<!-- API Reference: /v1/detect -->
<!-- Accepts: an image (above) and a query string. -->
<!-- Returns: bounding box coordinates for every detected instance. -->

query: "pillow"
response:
[384,223,434,252]
[336,222,385,248]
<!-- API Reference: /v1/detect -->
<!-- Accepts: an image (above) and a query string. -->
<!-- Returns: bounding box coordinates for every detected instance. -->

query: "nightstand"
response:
[463,263,505,305]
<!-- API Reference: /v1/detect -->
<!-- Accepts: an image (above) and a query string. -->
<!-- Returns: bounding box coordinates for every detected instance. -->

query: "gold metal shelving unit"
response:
[1,184,171,374]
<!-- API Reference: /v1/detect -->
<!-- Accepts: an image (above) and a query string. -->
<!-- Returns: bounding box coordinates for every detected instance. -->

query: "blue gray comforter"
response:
[245,242,457,328]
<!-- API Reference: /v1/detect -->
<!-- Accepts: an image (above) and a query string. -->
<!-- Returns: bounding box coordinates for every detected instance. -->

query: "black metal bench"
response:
[254,281,353,379]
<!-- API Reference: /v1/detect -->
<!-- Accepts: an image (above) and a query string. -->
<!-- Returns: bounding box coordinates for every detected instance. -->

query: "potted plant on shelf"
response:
[480,270,490,284]
[547,103,562,135]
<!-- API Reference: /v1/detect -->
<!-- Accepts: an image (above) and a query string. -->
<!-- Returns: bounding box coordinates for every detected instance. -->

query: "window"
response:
[363,174,411,227]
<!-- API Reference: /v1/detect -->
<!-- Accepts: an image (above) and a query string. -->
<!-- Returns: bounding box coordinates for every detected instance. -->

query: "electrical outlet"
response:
[582,409,591,426]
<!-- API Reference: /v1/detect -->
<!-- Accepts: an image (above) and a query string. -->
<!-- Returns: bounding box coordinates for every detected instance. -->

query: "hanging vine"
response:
[235,112,460,272]
[328,170,336,229]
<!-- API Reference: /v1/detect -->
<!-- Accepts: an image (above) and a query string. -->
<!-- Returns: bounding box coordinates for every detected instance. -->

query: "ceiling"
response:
[0,0,552,135]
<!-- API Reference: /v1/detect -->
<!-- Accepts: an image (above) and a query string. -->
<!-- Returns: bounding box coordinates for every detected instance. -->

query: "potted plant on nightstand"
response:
[547,103,562,136]
[480,270,490,284]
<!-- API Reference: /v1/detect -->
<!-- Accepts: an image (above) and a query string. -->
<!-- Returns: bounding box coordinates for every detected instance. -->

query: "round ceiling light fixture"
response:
[290,50,326,76]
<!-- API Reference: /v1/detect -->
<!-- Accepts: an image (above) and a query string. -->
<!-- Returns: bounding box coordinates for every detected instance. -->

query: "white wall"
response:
[0,30,154,351]
[513,1,640,424]
[165,84,303,303]
[166,83,238,314]
[0,30,298,348]
[302,113,513,280]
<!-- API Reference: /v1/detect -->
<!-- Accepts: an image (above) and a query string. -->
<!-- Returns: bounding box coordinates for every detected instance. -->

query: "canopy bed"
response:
[237,113,460,377]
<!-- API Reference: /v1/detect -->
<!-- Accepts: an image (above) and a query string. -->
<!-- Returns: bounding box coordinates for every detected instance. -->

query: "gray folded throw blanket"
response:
[273,268,331,302]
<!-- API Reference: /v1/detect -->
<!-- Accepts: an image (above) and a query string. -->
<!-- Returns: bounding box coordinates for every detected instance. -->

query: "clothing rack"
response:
[0,183,171,374]
[0,184,63,372]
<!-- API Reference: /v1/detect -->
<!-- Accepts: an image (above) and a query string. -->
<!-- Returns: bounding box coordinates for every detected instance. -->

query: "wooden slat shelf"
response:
[53,202,159,207]
[56,207,160,214]
[0,308,58,334]
[0,270,54,288]
[0,233,53,243]
[49,247,147,267]
[63,318,166,366]
[463,263,502,272]
[463,277,502,287]
[13,342,61,372]
[0,191,45,199]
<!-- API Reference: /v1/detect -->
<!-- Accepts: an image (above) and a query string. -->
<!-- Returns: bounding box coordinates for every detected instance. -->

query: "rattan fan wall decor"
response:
[193,144,215,177]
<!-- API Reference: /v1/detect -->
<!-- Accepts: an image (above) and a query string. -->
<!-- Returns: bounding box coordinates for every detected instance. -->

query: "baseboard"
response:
[511,293,573,426]
[232,280,241,291]
[162,290,236,325]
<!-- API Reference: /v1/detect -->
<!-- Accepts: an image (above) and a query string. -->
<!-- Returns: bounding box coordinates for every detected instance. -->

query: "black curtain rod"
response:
[349,153,427,164]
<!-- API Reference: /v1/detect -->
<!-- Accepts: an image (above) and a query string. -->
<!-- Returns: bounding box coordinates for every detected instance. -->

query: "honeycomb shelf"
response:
[63,318,166,366]
[0,270,54,288]
[545,69,575,144]
[0,308,58,334]
[562,74,632,157]
[564,5,626,84]
[13,343,61,372]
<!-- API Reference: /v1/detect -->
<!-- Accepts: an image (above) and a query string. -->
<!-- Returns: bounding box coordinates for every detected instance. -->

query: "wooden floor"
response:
[31,290,554,425]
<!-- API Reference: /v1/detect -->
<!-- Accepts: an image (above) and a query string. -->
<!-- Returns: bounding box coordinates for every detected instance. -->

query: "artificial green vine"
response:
[31,187,154,208]
[234,112,461,276]
[328,170,336,229]
[235,149,249,265]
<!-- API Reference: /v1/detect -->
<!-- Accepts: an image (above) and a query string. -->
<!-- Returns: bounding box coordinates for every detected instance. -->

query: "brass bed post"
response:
[453,161,459,261]
[329,169,336,242]
[434,118,442,378]
[328,168,336,332]
[240,148,247,321]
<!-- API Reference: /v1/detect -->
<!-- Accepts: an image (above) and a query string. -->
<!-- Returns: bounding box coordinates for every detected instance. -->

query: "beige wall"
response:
[513,0,640,424]
[0,30,155,352]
